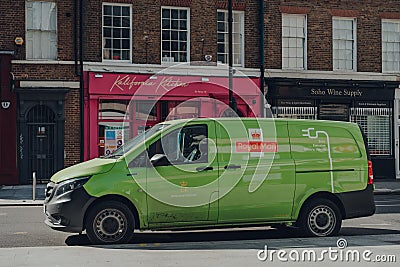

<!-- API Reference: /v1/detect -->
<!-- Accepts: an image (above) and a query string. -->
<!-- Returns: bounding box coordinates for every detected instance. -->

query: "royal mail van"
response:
[44,118,375,244]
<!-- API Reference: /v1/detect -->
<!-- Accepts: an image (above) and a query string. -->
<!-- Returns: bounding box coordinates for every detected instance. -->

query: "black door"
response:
[26,105,56,183]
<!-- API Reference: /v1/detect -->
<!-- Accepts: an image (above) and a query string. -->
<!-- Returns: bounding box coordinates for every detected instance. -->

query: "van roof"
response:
[160,117,358,126]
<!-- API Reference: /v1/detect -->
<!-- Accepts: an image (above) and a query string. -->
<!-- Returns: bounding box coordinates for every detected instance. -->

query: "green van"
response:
[44,118,375,244]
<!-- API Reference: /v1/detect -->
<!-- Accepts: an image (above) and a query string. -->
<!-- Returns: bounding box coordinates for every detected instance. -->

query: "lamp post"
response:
[260,0,265,117]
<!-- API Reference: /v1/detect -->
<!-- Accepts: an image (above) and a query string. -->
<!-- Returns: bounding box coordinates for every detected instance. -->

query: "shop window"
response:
[217,10,244,67]
[282,14,307,70]
[136,101,158,121]
[333,17,356,71]
[98,100,131,156]
[166,101,199,120]
[382,20,400,73]
[103,3,131,61]
[99,100,129,120]
[26,1,57,60]
[351,108,392,156]
[161,7,189,63]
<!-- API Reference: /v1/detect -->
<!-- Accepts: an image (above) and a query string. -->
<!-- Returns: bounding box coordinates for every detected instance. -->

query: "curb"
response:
[0,200,44,207]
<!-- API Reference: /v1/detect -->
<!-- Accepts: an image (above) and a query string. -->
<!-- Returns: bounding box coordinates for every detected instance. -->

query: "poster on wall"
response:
[104,127,124,156]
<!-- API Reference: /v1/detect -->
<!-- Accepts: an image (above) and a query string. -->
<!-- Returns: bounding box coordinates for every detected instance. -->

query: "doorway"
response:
[17,88,68,184]
[26,105,56,183]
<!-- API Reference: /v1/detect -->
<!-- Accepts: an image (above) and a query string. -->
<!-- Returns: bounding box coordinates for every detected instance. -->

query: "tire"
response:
[297,198,342,237]
[85,200,135,244]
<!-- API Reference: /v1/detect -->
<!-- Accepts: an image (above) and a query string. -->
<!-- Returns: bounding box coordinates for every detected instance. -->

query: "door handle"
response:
[196,166,213,172]
[126,173,137,176]
[224,164,241,169]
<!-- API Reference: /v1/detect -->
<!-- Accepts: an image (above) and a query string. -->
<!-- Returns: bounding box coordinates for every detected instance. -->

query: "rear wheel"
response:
[298,199,342,237]
[85,200,135,244]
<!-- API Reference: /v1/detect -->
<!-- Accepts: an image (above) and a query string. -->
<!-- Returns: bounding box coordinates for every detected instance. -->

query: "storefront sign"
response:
[268,82,395,101]
[354,101,391,108]
[110,75,188,93]
[89,72,261,96]
[277,99,314,107]
[310,88,362,97]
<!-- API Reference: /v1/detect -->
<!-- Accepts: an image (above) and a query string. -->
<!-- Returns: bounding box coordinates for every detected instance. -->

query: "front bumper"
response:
[44,183,96,233]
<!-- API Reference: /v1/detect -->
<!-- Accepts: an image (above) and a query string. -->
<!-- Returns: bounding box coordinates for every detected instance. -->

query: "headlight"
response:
[55,176,91,196]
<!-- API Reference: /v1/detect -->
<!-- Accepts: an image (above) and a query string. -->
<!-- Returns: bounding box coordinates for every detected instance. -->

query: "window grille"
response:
[382,20,400,72]
[350,108,392,155]
[26,1,57,60]
[272,106,317,120]
[161,7,189,63]
[333,17,356,71]
[217,10,244,66]
[102,4,131,61]
[282,14,306,70]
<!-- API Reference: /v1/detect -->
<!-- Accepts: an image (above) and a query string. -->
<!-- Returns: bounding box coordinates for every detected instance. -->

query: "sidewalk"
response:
[0,180,399,206]
[0,184,46,206]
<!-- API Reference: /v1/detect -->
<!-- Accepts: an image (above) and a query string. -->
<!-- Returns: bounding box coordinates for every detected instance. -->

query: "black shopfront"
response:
[266,78,398,179]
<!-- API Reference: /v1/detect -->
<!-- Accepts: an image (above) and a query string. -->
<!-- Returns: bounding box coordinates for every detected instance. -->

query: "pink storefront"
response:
[84,72,261,160]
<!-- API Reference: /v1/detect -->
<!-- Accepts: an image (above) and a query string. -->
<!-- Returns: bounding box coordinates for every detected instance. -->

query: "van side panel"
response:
[217,120,296,223]
[288,121,369,219]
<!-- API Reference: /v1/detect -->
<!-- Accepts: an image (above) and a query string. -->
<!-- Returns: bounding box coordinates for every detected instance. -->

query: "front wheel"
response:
[298,199,342,237]
[85,200,135,244]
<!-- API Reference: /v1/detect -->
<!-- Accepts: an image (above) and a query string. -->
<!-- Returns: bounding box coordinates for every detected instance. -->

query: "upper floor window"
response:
[103,3,131,61]
[332,17,356,71]
[161,7,189,63]
[217,10,244,67]
[26,1,57,60]
[382,20,400,73]
[282,14,307,70]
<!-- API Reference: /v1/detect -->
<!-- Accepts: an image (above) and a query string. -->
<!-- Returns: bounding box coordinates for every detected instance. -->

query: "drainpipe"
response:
[79,0,84,162]
[74,0,79,76]
[228,0,234,112]
[259,0,265,117]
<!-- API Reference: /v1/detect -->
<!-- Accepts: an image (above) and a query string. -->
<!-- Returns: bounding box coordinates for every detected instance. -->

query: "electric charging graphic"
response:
[302,128,334,193]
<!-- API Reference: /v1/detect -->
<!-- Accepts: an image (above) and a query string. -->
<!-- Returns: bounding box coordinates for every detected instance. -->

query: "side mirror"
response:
[150,154,167,166]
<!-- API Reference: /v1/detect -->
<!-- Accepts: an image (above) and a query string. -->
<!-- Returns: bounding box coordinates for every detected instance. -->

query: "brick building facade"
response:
[0,0,399,184]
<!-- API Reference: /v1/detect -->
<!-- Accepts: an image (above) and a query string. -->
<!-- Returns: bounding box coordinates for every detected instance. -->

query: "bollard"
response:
[32,172,36,201]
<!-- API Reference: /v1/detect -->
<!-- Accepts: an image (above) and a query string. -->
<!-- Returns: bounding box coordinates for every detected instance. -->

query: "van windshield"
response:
[103,124,170,158]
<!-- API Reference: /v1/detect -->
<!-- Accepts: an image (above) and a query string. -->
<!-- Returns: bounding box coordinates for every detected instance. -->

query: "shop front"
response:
[266,78,398,179]
[84,72,261,160]
[0,51,17,185]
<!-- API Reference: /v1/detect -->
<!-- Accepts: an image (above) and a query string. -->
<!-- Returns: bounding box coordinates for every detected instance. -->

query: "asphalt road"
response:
[0,195,399,249]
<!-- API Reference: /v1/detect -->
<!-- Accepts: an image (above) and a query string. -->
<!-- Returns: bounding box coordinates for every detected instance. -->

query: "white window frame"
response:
[25,1,57,60]
[102,3,132,63]
[217,10,245,67]
[332,17,357,71]
[281,14,307,70]
[161,6,190,64]
[382,19,400,73]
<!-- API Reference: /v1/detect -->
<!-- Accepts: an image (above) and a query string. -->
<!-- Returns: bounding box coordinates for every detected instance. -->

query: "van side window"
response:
[148,124,208,166]
[128,150,149,168]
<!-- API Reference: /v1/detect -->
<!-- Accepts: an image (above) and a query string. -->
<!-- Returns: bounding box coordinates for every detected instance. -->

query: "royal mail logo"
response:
[251,132,261,139]
[1,101,10,109]
[236,141,278,153]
